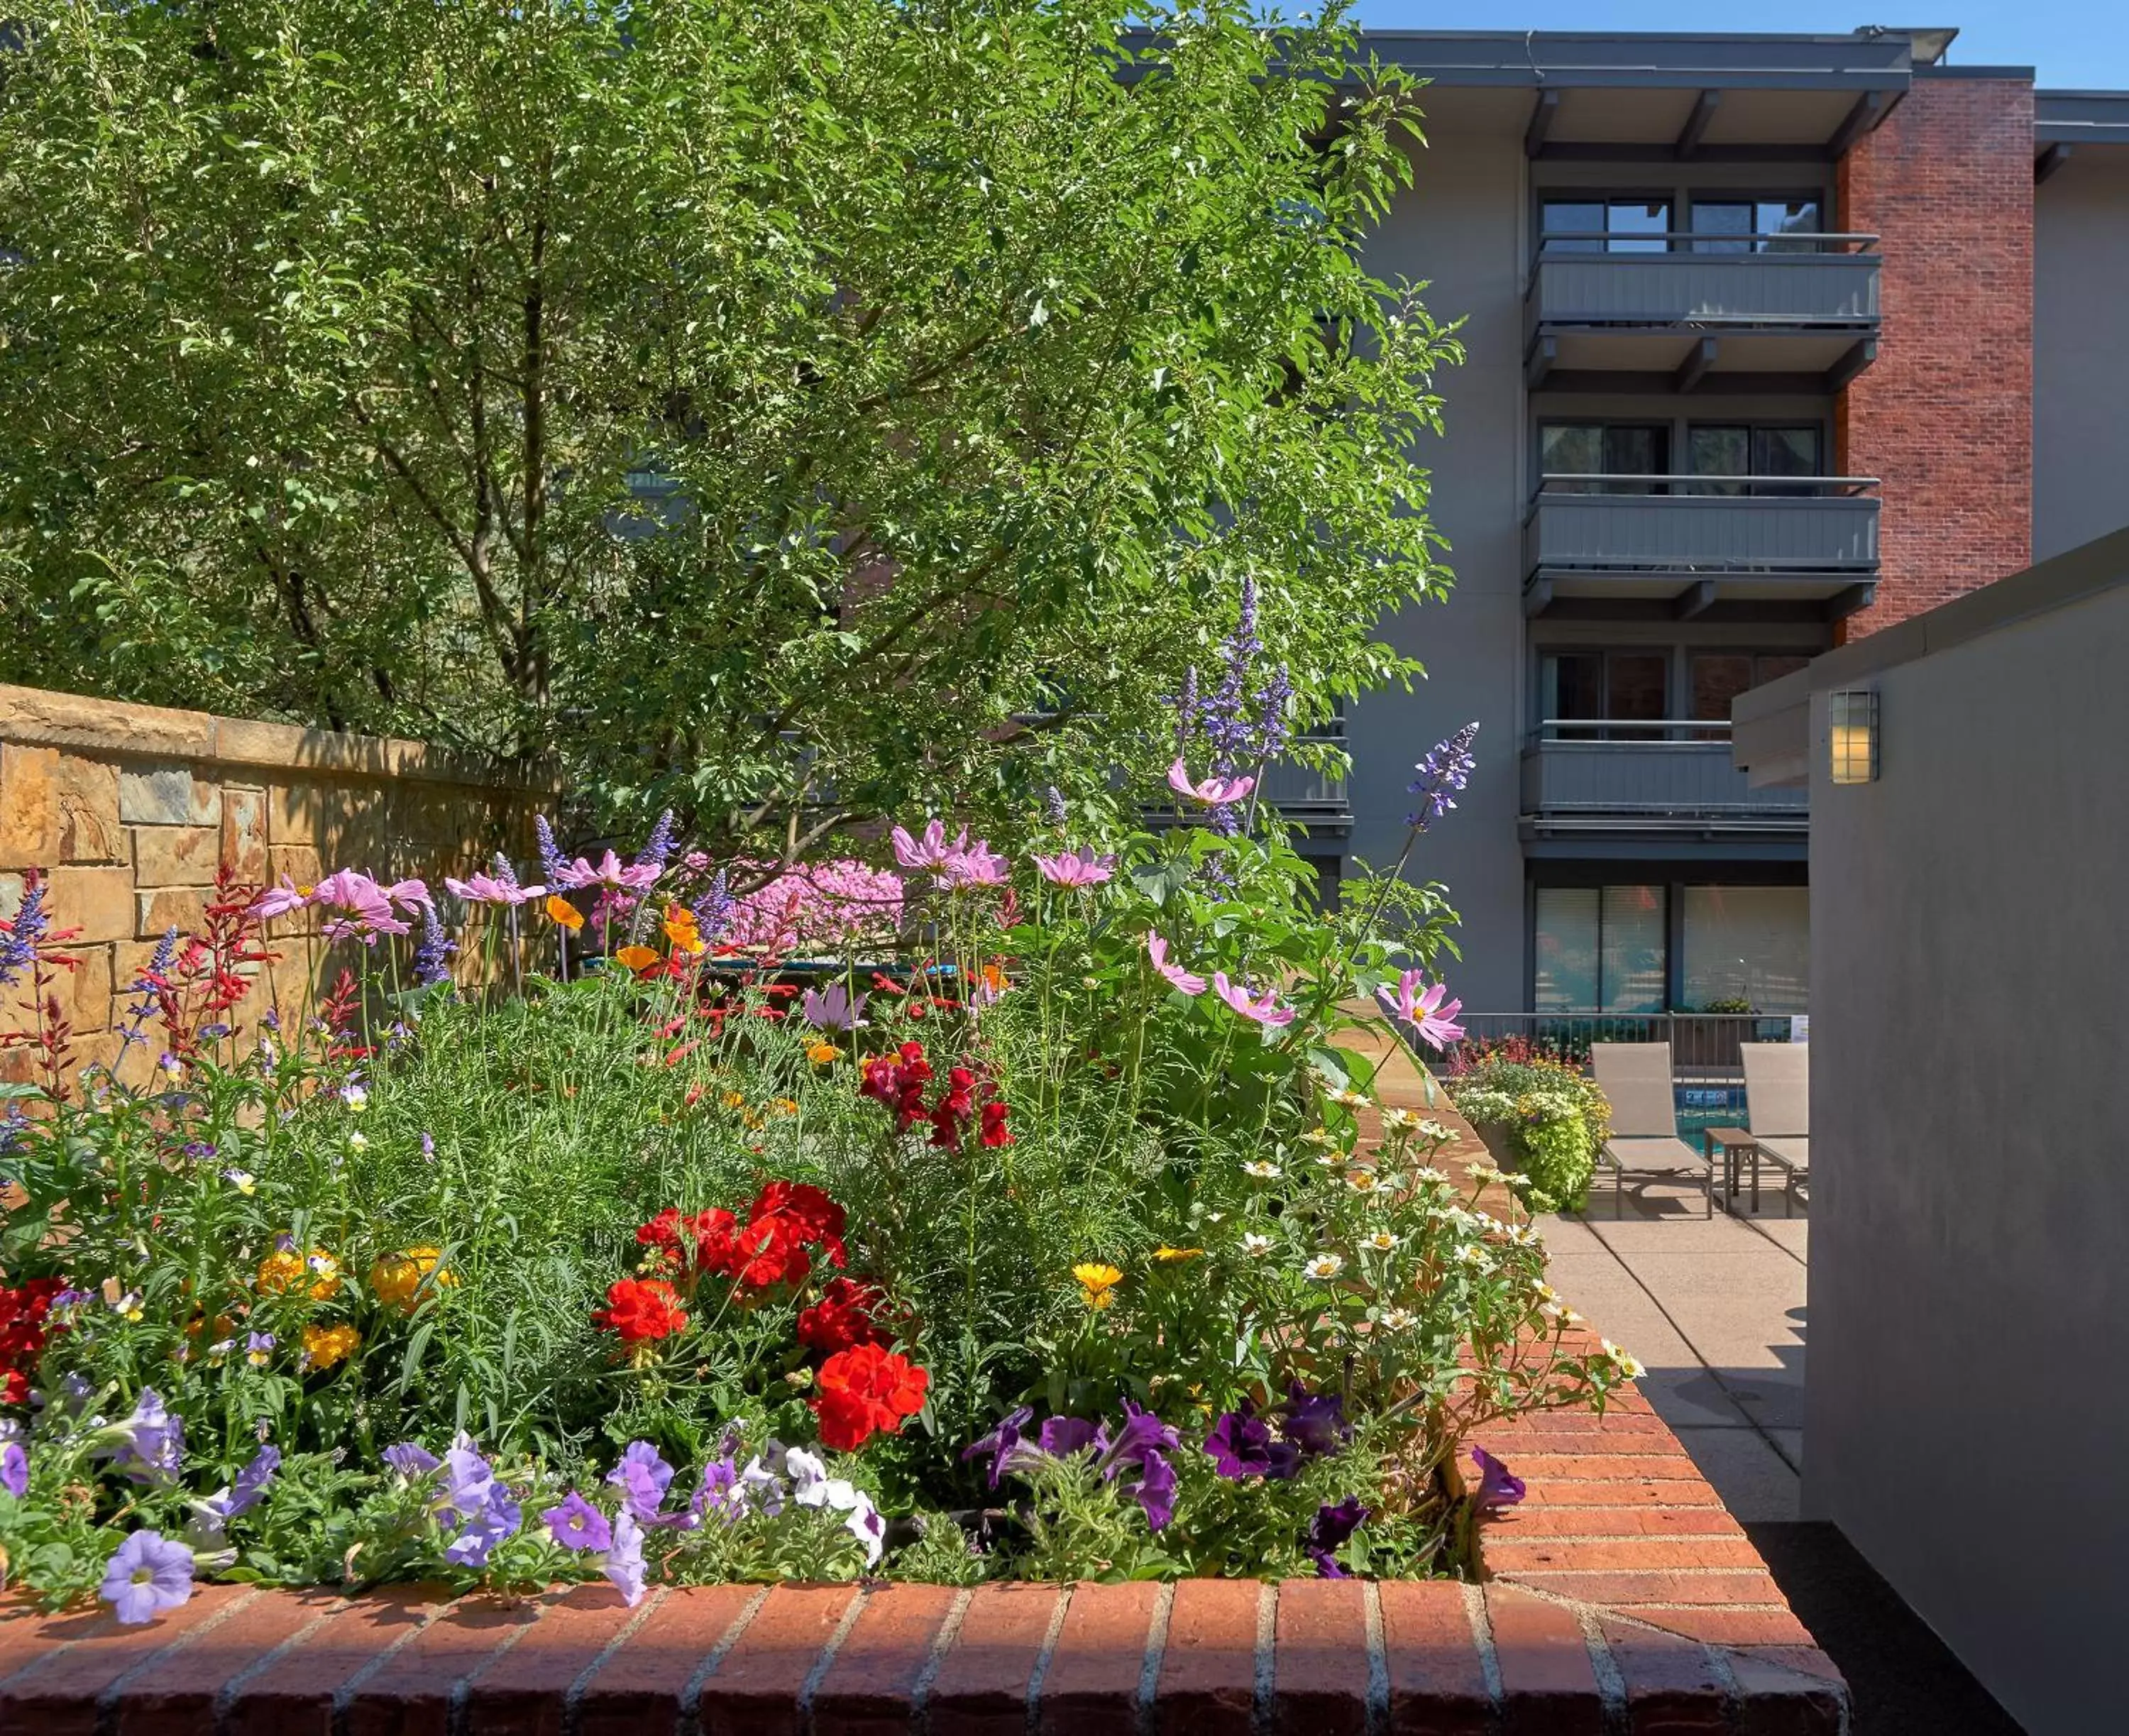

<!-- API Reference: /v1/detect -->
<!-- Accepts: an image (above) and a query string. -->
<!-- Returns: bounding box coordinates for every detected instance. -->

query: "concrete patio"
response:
[1541,1182,1808,1522]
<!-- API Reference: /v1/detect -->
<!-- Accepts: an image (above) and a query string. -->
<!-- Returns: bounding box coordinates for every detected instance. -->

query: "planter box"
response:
[1469,1119,1520,1170]
[0,1358,1847,1734]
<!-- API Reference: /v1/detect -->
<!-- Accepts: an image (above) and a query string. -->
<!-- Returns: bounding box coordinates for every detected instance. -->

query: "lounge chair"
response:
[1739,1043,1810,1217]
[1590,1042,1711,1218]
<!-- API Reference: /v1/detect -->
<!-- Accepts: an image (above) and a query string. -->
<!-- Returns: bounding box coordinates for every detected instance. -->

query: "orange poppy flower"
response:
[546,894,585,932]
[614,944,660,974]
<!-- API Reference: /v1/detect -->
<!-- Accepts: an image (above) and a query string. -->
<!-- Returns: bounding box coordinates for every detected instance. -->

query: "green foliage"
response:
[0,0,1458,839]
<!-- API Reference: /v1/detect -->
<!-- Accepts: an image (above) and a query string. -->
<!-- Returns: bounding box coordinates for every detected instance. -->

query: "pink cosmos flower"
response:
[377,878,434,910]
[940,840,1011,889]
[1145,933,1206,996]
[249,877,313,921]
[307,870,409,943]
[1212,971,1294,1028]
[1033,847,1115,889]
[889,820,969,872]
[1377,971,1465,1050]
[444,872,546,907]
[555,851,662,894]
[1167,758,1256,806]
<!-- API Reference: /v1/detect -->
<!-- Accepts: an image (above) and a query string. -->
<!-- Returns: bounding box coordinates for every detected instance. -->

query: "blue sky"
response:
[1346,4,2129,92]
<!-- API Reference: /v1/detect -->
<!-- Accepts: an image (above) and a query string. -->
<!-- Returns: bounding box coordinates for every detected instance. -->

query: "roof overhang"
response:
[2035,91,2129,180]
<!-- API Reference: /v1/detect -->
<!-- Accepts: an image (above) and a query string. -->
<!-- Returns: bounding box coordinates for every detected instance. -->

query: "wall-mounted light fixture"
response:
[1828,689,1879,785]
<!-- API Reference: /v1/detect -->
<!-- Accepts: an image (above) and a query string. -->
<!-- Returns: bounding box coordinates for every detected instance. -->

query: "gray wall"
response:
[1803,546,2129,1733]
[1349,89,1530,1011]
[2035,149,2129,561]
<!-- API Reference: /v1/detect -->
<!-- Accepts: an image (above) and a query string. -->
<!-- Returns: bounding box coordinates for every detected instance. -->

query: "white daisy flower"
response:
[1456,1243,1490,1268]
[1241,1232,1275,1258]
[1379,1306,1419,1331]
[1300,1127,1340,1148]
[1242,1160,1282,1180]
[346,1130,368,1150]
[1411,1165,1449,1185]
[1347,1170,1381,1194]
[1329,1089,1372,1110]
[1602,1339,1646,1379]
[1303,1253,1345,1282]
[1418,1120,1453,1143]
[1363,1230,1397,1252]
[1379,1106,1420,1134]
[1314,1153,1343,1169]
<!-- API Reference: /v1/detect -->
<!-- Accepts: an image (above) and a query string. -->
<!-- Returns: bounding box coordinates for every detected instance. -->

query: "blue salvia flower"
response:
[1169,666,1200,762]
[412,906,456,988]
[1406,723,1480,830]
[691,869,735,942]
[534,815,566,886]
[490,853,522,896]
[1044,786,1068,828]
[1202,576,1262,772]
[635,810,678,873]
[0,875,50,989]
[115,928,178,1053]
[0,1103,27,1158]
[1254,663,1294,764]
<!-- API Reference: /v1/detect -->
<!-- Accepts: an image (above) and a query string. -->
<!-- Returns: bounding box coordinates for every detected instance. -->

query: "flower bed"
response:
[1441,1040,1612,1214]
[0,628,1653,1626]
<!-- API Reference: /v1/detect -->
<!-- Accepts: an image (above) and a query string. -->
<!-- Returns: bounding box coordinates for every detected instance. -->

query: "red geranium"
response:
[594,1277,689,1344]
[745,1181,847,1270]
[724,1215,812,1290]
[810,1343,929,1451]
[797,1277,890,1356]
[635,1207,741,1292]
[0,1276,65,1406]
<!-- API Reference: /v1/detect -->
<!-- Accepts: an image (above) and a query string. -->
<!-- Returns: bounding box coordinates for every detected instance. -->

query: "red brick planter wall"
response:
[0,1411,1846,1736]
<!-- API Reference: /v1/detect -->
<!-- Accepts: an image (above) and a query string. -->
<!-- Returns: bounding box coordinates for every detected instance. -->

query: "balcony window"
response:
[1540,197,1673,254]
[1539,422,1668,494]
[1682,886,1809,1014]
[1541,649,1667,740]
[1686,425,1823,497]
[1687,197,1824,254]
[1534,885,1668,1013]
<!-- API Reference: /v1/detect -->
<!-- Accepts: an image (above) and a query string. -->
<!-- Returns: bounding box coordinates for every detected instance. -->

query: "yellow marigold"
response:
[1072,1262,1123,1309]
[806,1041,840,1066]
[1152,1247,1206,1263]
[258,1245,341,1301]
[369,1247,458,1314]
[300,1323,361,1371]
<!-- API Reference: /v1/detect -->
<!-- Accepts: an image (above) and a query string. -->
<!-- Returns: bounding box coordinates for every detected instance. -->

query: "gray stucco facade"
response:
[1732,526,2129,1735]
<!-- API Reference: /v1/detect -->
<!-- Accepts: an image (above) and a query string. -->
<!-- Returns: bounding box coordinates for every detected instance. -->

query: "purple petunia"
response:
[962,1407,1034,1490]
[1,1441,25,1499]
[1204,1403,1302,1482]
[1305,1497,1370,1579]
[100,1530,194,1625]
[1095,1402,1181,1532]
[197,1444,281,1532]
[1471,1447,1527,1515]
[606,1441,676,1525]
[1281,1383,1353,1458]
[1038,1416,1099,1458]
[543,1491,612,1552]
[691,1456,746,1525]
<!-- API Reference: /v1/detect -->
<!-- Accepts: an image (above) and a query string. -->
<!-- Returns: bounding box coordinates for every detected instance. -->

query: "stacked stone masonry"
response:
[0,683,551,1081]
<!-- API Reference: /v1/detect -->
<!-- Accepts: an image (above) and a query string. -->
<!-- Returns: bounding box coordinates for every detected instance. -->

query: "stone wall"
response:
[0,683,553,1077]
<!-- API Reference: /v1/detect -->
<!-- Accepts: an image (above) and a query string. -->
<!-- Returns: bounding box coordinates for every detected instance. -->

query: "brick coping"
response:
[0,1053,1847,1731]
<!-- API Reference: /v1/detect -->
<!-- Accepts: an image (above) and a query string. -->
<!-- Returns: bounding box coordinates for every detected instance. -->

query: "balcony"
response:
[1525,234,1878,394]
[1521,720,1809,843]
[1524,476,1878,622]
[1259,723,1352,835]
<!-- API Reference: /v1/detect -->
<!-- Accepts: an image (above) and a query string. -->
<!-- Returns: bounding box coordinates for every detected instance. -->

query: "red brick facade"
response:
[1838,74,2035,636]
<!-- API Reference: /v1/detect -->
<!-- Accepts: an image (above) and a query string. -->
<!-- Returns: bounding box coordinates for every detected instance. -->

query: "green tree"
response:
[0,0,1458,845]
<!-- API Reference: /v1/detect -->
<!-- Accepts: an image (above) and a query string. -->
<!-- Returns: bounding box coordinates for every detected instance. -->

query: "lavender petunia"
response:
[0,1441,25,1498]
[444,1490,522,1568]
[543,1491,613,1552]
[691,1456,746,1525]
[606,1441,676,1525]
[603,1511,648,1608]
[199,1444,281,1527]
[438,1434,495,1522]
[99,1530,194,1625]
[384,1441,440,1481]
[97,1388,184,1485]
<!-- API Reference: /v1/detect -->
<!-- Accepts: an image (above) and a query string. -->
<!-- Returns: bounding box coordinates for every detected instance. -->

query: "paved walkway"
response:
[1541,1180,1808,1521]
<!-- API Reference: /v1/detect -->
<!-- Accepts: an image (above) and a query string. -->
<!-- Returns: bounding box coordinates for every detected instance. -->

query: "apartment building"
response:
[1297,26,2129,1018]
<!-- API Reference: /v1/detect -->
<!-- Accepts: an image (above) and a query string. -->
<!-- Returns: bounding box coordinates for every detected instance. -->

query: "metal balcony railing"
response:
[1525,476,1880,577]
[1520,720,1808,825]
[1527,232,1881,329]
